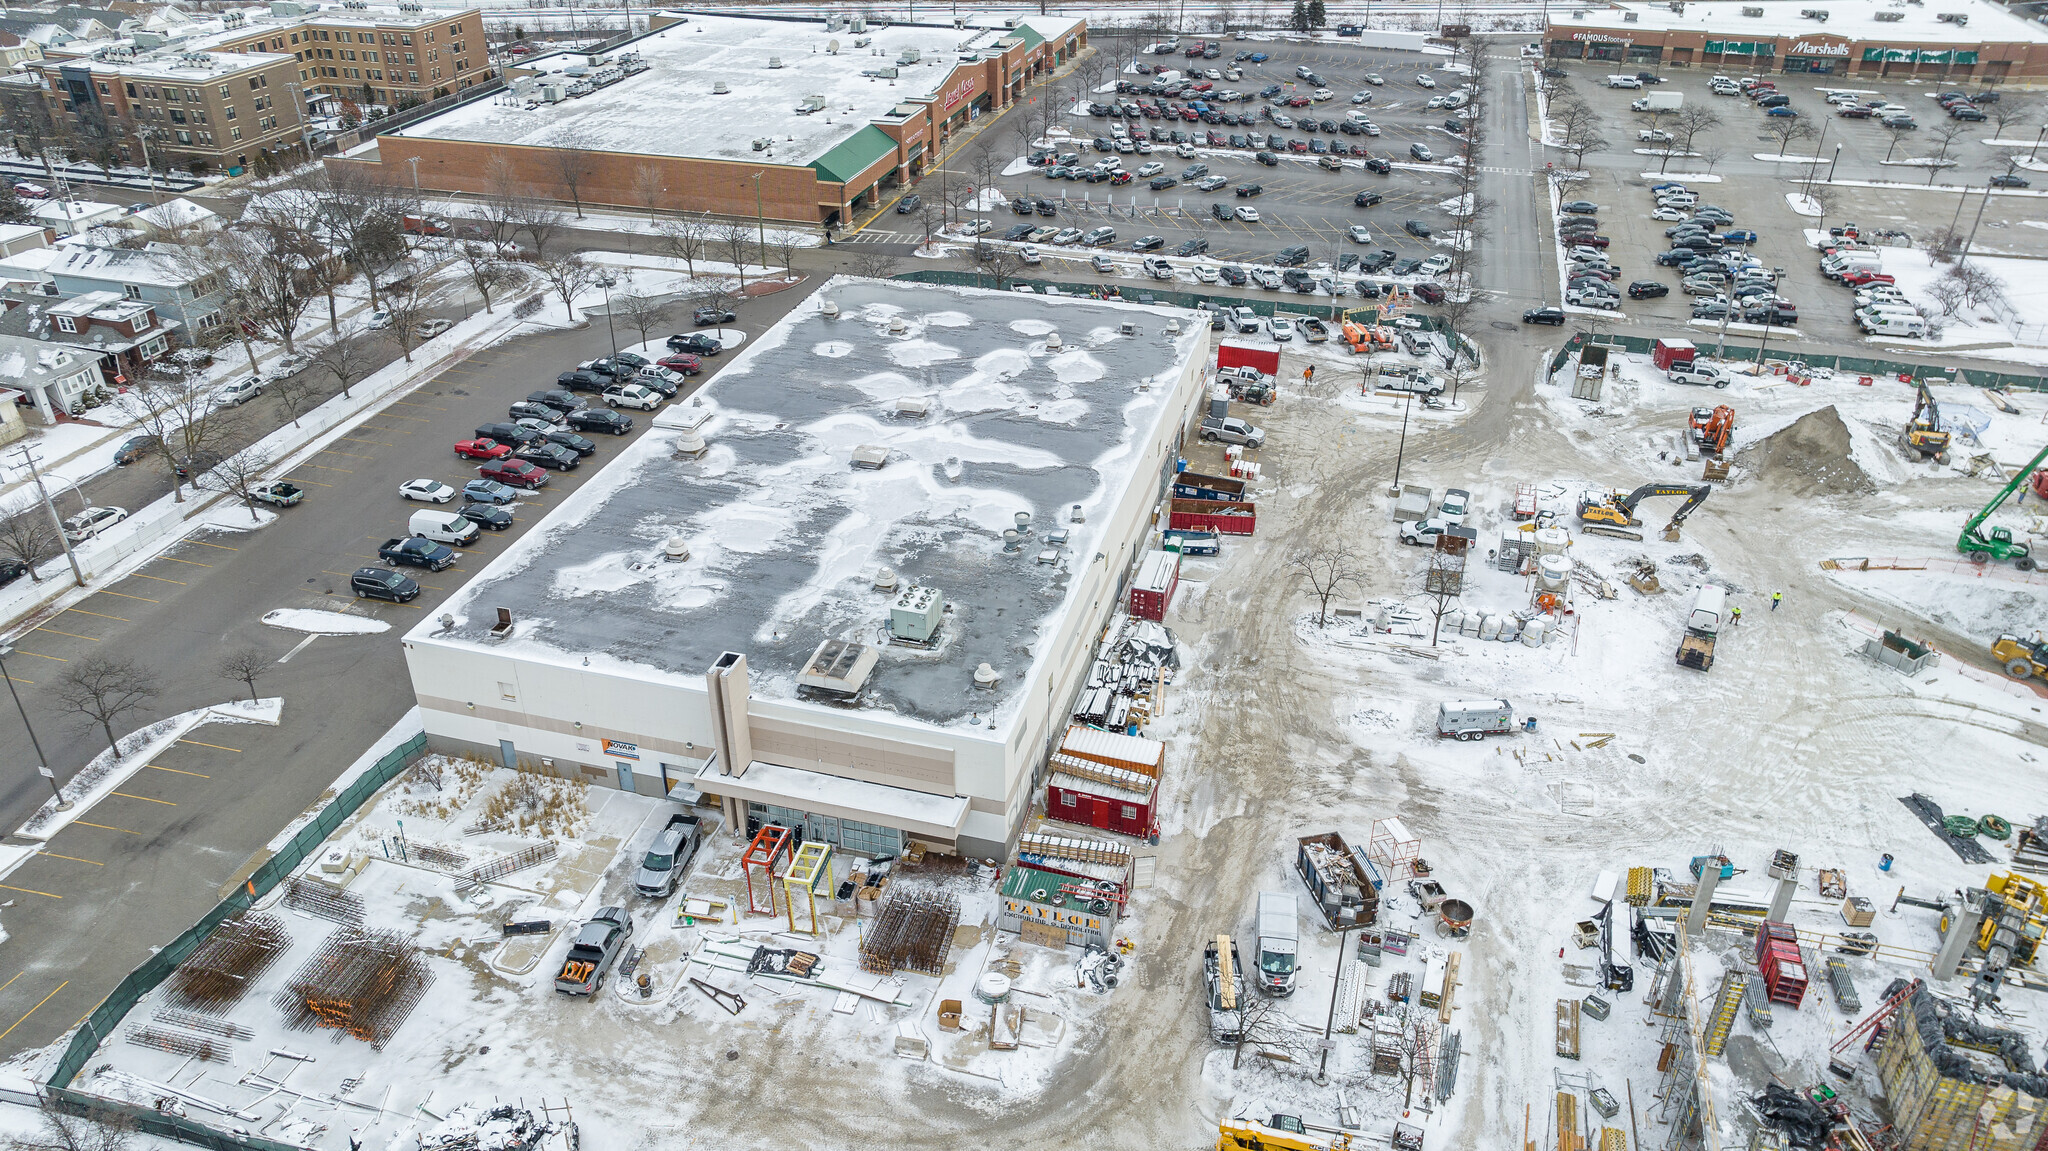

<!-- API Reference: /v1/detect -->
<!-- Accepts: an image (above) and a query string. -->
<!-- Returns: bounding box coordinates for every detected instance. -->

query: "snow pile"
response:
[1734,406,1875,497]
[262,608,393,635]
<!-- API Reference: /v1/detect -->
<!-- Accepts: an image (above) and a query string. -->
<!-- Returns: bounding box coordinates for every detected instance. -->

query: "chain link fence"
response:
[1546,331,2048,392]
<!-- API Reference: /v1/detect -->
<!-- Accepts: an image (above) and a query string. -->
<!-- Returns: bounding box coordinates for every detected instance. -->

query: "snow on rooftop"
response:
[413,277,1206,733]
[392,12,1010,165]
[1560,0,2048,43]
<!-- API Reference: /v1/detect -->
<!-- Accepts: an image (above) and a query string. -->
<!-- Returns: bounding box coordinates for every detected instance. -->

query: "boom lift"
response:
[1903,382,1951,463]
[1576,483,1713,542]
[1956,440,2048,569]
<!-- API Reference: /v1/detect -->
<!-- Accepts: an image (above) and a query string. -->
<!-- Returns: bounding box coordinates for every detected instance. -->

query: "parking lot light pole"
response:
[1827,142,1843,182]
[0,646,65,809]
[2033,124,2048,161]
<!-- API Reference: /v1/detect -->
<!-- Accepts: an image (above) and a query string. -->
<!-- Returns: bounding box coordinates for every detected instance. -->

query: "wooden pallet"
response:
[1555,998,1582,1060]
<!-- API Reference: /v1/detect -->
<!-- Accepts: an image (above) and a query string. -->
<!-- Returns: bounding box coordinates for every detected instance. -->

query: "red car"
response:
[656,353,702,375]
[1840,270,1895,287]
[478,459,549,489]
[454,437,512,460]
[1110,171,1133,185]
[1288,138,1310,153]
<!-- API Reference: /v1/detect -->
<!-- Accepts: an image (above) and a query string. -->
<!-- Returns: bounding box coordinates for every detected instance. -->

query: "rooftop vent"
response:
[893,396,929,419]
[1937,11,1968,22]
[768,56,784,68]
[673,431,707,458]
[1800,7,1829,19]
[889,317,908,334]
[874,567,898,592]
[1046,527,1070,547]
[1623,11,1638,20]
[664,535,690,562]
[712,81,731,94]
[1874,9,1904,18]
[890,585,944,645]
[1002,529,1023,553]
[797,638,878,698]
[821,299,839,317]
[1071,503,1085,524]
[752,138,772,151]
[1014,511,1033,533]
[852,444,889,469]
[974,663,1001,689]
[854,36,872,47]
[489,607,514,640]
[1044,331,1063,350]
[1742,6,1763,14]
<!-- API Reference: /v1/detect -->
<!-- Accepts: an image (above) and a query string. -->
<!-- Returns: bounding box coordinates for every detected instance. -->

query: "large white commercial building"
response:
[401,279,1210,859]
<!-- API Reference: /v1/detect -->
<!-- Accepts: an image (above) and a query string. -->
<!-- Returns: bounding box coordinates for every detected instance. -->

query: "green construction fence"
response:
[891,270,1479,363]
[1546,331,2048,392]
[40,732,430,1149]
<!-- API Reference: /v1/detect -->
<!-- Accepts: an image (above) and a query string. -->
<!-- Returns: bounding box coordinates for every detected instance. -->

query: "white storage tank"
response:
[1537,553,1571,592]
[1533,527,1571,557]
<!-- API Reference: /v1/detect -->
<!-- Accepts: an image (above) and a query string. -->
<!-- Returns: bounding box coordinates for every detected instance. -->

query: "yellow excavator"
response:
[1218,1115,1355,1151]
[1576,483,1712,542]
[1903,382,1952,463]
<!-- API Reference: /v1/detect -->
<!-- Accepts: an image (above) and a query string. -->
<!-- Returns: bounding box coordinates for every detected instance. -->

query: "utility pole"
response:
[1388,392,1413,496]
[1317,924,1353,1083]
[8,445,85,587]
[0,646,65,809]
[1959,181,1996,268]
[752,170,767,269]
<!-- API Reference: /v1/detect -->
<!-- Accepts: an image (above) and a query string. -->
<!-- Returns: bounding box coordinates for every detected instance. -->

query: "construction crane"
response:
[1576,483,1712,542]
[1690,405,1736,456]
[1902,382,1952,463]
[1957,439,2048,569]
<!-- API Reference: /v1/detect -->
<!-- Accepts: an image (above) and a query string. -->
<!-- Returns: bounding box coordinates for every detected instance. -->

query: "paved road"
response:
[0,278,815,1059]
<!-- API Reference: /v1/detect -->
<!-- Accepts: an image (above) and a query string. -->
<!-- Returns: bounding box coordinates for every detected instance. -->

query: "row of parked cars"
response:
[1815,230,1928,337]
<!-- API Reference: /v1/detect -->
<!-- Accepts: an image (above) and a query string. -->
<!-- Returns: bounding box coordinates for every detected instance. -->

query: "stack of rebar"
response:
[283,876,366,925]
[273,928,434,1049]
[414,843,470,871]
[165,911,293,1012]
[858,888,960,977]
[124,1026,230,1062]
[153,1007,253,1039]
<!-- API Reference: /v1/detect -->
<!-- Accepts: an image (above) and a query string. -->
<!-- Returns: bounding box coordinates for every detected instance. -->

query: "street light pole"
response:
[2033,123,2047,161]
[1388,392,1413,496]
[8,445,85,588]
[601,277,618,357]
[1827,141,1842,182]
[0,646,65,809]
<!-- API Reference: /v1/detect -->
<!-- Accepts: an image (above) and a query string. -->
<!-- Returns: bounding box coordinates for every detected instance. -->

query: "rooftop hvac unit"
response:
[851,444,889,469]
[1623,10,1638,19]
[712,81,731,94]
[752,137,772,151]
[852,16,867,33]
[1937,11,1968,22]
[796,95,826,113]
[854,36,872,47]
[768,56,784,68]
[1742,6,1764,14]
[1875,10,1904,19]
[268,1,305,16]
[899,48,921,65]
[1800,8,1829,20]
[541,84,564,103]
[893,396,929,419]
[825,14,844,31]
[890,585,944,644]
[1005,17,1018,27]
[798,638,878,698]
[222,11,245,26]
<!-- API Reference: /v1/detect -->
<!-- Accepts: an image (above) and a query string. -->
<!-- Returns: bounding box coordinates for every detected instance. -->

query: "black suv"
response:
[461,503,515,531]
[1273,245,1310,267]
[514,442,582,471]
[352,567,420,603]
[565,408,633,435]
[1176,238,1210,257]
[1627,280,1670,300]
[526,389,581,413]
[1218,265,1247,286]
[1404,220,1433,238]
[1522,306,1566,325]
[1353,190,1383,207]
[1363,157,1391,173]
[475,421,546,447]
[557,370,611,392]
[1362,249,1398,273]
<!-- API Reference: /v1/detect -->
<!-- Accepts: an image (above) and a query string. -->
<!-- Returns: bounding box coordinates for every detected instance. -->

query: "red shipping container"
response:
[1652,337,1698,372]
[1045,753,1158,840]
[1128,550,1181,622]
[1218,344,1281,378]
[1169,497,1257,536]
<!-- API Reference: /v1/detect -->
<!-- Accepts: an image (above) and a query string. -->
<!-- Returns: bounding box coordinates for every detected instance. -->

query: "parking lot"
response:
[858,41,1515,275]
[1539,59,2048,348]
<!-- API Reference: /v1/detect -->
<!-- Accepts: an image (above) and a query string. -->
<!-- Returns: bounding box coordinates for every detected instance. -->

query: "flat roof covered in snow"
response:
[1554,0,2048,43]
[413,277,1205,733]
[391,12,1019,165]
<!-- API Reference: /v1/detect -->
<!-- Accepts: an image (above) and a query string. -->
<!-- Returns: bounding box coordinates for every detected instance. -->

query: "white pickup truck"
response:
[1667,361,1729,388]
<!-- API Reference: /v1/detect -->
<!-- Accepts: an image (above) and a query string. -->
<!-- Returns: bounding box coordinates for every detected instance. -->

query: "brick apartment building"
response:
[332,11,1086,226]
[206,5,489,110]
[23,45,305,174]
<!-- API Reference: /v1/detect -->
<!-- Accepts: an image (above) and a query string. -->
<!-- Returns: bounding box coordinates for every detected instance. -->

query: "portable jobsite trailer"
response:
[1060,725,1166,778]
[1129,550,1181,622]
[1046,755,1158,840]
[998,862,1121,950]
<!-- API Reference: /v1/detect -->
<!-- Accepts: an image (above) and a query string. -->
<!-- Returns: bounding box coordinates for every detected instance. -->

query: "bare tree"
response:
[308,163,412,309]
[1667,104,1722,174]
[652,213,711,278]
[0,508,60,583]
[8,1107,136,1151]
[1882,121,1915,163]
[1928,274,1966,316]
[849,249,901,279]
[1550,95,1601,152]
[610,288,673,348]
[915,198,948,252]
[123,378,237,503]
[53,654,159,756]
[1986,96,2038,142]
[310,328,379,399]
[713,220,755,289]
[972,242,1026,290]
[377,281,434,362]
[768,229,801,279]
[533,250,599,321]
[469,152,527,257]
[216,647,268,705]
[1290,545,1365,628]
[1764,117,1817,161]
[1424,550,1465,646]
[1558,127,1607,172]
[546,133,597,218]
[264,368,322,429]
[201,446,276,523]
[1927,120,1970,183]
[1699,144,1729,175]
[454,241,521,314]
[630,162,667,223]
[1231,994,1319,1069]
[511,197,570,261]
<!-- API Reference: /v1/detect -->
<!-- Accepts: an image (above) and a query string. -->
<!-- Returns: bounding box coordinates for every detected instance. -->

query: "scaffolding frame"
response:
[783,841,833,936]
[742,825,793,917]
[1369,817,1422,883]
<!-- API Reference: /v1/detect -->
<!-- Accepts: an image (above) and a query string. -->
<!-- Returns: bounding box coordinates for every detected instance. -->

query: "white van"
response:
[1860,312,1927,338]
[1442,91,1468,108]
[409,508,479,545]
[1822,253,1879,279]
[1254,892,1299,996]
[1686,584,1728,636]
[1156,68,1183,83]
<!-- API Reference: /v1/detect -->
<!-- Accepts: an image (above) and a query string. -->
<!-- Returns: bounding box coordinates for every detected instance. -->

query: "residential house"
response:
[127,196,217,241]
[30,198,125,237]
[0,29,44,67]
[0,223,54,258]
[0,242,225,339]
[15,287,173,386]
[0,332,102,423]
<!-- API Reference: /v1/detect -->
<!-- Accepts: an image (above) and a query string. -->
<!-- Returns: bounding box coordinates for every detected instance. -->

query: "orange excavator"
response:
[1690,405,1736,456]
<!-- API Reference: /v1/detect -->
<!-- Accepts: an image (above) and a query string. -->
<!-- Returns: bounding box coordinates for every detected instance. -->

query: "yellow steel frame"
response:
[784,841,833,936]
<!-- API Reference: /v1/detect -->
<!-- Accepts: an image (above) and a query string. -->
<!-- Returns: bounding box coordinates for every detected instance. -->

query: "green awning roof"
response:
[811,124,897,185]
[1012,23,1044,50]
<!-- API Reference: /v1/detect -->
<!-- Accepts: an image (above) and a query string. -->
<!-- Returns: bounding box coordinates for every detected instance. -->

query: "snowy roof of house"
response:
[24,244,198,288]
[0,332,93,383]
[30,199,119,223]
[408,277,1206,735]
[131,197,215,230]
[0,223,47,245]
[1555,0,2048,44]
[388,11,1022,166]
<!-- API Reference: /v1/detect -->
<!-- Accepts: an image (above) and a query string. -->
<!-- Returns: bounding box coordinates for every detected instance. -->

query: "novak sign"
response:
[1790,38,1851,56]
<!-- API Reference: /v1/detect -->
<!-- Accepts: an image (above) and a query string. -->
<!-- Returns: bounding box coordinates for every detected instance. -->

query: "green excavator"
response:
[1958,440,2048,570]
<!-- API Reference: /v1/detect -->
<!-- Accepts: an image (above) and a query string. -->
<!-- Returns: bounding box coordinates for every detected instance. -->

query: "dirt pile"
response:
[1738,405,1874,497]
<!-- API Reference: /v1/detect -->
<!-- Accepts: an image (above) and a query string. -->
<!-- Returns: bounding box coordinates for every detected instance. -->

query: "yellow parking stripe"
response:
[94,590,158,603]
[32,629,98,642]
[37,852,100,866]
[0,982,70,1042]
[110,791,176,806]
[178,739,241,753]
[159,556,211,567]
[64,608,128,622]
[128,573,185,586]
[147,764,209,778]
[73,821,137,834]
[190,540,238,551]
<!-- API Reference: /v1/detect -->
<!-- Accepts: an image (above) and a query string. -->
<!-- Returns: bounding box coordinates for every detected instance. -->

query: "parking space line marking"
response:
[147,764,209,778]
[279,634,319,663]
[74,821,136,834]
[0,982,70,1042]
[190,540,238,551]
[3,675,30,686]
[11,650,65,662]
[339,438,394,447]
[0,884,60,900]
[179,738,242,752]
[95,590,158,603]
[287,477,334,487]
[0,973,20,995]
[321,450,375,460]
[128,572,185,586]
[37,852,100,866]
[110,791,175,806]
[160,556,211,567]
[393,400,447,411]
[33,628,98,642]
[384,412,431,423]
[64,608,128,622]
[303,464,354,473]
